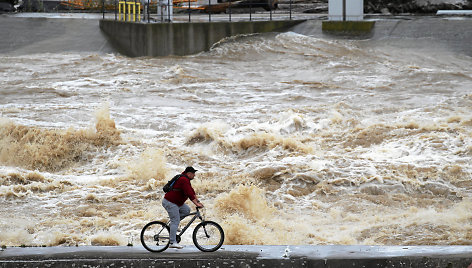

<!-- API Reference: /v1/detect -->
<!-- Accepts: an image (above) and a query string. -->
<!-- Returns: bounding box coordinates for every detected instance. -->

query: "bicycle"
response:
[140,207,225,252]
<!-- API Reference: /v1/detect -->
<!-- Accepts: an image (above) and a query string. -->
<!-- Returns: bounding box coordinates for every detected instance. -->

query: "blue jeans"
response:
[162,198,190,244]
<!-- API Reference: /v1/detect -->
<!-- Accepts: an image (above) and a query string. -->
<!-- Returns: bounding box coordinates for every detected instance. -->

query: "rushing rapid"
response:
[1,26,471,247]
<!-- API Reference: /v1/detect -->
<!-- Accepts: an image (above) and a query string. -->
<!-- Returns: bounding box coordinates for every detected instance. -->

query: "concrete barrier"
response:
[99,20,305,57]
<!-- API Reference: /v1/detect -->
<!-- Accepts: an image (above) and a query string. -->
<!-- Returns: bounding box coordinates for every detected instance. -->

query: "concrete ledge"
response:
[322,20,375,34]
[1,245,472,268]
[99,20,305,57]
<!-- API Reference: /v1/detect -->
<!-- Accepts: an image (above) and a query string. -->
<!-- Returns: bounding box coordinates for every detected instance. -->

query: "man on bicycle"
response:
[162,166,204,249]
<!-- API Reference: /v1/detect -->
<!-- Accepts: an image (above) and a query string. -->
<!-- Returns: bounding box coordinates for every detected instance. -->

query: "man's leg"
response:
[162,199,180,244]
[179,203,191,220]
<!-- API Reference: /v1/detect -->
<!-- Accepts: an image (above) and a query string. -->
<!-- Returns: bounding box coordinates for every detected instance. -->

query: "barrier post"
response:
[289,0,292,20]
[249,0,252,21]
[342,0,346,21]
[167,0,170,21]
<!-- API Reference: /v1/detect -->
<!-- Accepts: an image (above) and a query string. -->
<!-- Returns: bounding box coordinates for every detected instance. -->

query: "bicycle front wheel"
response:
[140,221,170,253]
[192,221,224,252]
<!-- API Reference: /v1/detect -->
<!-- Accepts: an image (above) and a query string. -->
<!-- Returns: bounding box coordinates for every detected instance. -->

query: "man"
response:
[162,166,204,249]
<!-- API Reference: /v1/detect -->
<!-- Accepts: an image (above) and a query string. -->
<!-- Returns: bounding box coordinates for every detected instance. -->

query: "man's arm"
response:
[191,198,204,208]
[181,178,203,208]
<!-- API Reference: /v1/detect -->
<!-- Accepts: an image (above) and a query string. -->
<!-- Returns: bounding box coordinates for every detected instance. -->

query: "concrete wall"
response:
[99,20,305,57]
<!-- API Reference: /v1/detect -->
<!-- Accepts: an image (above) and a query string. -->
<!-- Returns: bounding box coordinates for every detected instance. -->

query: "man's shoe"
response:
[169,243,184,249]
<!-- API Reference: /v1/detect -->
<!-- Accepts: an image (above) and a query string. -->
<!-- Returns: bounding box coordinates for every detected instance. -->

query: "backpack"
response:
[163,174,181,193]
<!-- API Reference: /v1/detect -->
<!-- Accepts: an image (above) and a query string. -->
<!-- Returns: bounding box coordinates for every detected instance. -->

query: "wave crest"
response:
[0,106,121,172]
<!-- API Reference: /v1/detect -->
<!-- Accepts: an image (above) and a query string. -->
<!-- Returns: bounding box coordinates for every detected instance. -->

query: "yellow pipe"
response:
[137,3,141,21]
[119,1,126,21]
[118,1,141,22]
[133,2,135,22]
[128,2,131,21]
[123,2,126,21]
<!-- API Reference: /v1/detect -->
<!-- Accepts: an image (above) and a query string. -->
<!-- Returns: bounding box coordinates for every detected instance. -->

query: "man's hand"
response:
[192,198,204,208]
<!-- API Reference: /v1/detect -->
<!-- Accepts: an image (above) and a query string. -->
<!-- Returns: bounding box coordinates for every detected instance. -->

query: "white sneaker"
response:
[169,243,184,249]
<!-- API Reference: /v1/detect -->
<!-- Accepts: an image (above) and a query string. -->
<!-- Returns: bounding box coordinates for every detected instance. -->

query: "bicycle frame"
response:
[166,208,204,237]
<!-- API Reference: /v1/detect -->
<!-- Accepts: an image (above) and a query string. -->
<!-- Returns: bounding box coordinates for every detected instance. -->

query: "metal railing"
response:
[102,0,295,23]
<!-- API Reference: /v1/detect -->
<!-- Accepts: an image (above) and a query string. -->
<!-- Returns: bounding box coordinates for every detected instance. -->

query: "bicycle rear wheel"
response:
[140,221,170,253]
[192,221,224,252]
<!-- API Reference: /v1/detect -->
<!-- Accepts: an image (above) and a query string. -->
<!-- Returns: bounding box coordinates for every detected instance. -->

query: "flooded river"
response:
[1,17,471,246]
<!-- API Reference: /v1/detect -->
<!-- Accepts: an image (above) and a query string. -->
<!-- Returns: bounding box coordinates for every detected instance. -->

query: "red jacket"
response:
[164,174,197,206]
